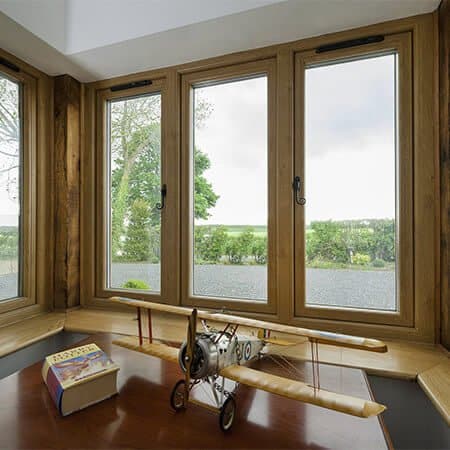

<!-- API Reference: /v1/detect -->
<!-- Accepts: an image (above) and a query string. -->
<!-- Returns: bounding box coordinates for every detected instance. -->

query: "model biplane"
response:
[111,296,387,431]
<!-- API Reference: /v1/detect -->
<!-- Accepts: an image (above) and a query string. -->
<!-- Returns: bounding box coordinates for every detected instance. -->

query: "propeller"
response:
[184,308,197,407]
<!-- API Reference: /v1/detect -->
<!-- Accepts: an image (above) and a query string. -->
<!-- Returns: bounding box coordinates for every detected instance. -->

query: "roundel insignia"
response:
[244,342,251,360]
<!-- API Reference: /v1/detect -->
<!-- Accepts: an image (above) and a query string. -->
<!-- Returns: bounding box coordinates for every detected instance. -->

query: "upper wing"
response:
[219,364,386,418]
[113,335,179,363]
[111,296,387,353]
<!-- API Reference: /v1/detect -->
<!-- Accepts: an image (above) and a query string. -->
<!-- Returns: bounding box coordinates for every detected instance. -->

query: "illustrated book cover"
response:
[42,343,119,416]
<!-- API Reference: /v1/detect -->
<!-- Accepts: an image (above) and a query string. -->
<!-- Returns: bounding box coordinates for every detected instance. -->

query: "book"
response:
[42,343,119,416]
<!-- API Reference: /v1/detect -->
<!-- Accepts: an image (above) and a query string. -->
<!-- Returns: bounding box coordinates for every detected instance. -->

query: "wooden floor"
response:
[0,333,390,450]
[0,308,448,425]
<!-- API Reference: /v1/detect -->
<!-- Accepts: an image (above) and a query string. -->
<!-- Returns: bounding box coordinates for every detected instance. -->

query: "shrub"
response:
[372,258,385,268]
[121,279,150,290]
[251,236,267,264]
[352,253,370,266]
[306,221,349,263]
[225,236,245,264]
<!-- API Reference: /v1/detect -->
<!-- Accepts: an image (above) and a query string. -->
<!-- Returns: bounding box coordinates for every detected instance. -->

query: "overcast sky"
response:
[195,53,397,227]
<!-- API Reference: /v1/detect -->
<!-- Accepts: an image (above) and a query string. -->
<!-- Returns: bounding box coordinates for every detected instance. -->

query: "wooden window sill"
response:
[0,312,65,358]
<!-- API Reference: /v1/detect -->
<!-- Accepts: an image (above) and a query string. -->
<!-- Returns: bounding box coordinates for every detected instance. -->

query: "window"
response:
[0,73,21,301]
[295,33,413,325]
[192,76,268,301]
[105,91,162,294]
[89,19,437,341]
[181,60,277,312]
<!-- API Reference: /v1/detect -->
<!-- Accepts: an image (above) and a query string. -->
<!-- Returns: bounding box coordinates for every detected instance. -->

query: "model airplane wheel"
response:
[170,380,186,411]
[219,396,236,432]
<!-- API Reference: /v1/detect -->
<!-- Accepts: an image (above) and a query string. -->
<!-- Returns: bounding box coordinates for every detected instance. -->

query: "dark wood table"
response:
[0,333,391,449]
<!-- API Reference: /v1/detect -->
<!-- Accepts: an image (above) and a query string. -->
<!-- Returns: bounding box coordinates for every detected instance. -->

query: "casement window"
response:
[97,79,177,303]
[294,33,413,326]
[181,60,278,313]
[90,17,436,340]
[0,64,37,313]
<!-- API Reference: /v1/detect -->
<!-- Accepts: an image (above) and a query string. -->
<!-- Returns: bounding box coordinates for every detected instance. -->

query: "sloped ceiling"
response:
[0,0,440,82]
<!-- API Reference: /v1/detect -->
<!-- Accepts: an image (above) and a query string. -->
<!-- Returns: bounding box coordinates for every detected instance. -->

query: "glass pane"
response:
[107,93,161,293]
[0,74,21,301]
[304,54,397,311]
[192,76,268,302]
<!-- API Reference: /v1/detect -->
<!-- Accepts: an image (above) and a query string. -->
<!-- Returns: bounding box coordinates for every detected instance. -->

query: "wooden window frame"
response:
[180,59,279,315]
[294,32,414,327]
[95,77,179,305]
[83,13,437,343]
[0,65,37,315]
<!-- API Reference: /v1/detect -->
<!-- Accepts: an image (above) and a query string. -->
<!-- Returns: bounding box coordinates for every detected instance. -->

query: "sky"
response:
[194,76,268,226]
[194,53,397,227]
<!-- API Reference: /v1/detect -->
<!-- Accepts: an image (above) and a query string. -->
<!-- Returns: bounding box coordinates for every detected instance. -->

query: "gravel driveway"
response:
[109,263,396,311]
[0,264,395,310]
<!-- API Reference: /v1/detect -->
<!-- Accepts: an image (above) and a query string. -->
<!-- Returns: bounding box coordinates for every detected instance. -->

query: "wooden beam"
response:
[439,1,450,349]
[53,75,81,309]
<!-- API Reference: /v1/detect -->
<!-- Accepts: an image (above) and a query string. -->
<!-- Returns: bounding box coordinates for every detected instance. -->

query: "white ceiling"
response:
[0,0,284,54]
[0,0,440,82]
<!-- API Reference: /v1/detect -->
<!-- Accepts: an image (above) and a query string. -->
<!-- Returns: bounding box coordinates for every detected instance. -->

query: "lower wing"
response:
[113,335,179,363]
[219,364,385,418]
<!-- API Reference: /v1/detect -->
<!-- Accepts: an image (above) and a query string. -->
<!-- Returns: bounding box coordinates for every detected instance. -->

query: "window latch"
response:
[293,176,306,206]
[156,184,167,211]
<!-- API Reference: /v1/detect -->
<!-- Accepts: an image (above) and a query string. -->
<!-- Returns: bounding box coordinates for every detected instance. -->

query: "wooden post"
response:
[439,1,450,349]
[137,307,143,345]
[147,309,152,343]
[53,74,81,309]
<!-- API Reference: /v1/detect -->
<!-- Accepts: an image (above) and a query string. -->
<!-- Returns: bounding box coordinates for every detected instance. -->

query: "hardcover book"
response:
[42,343,119,416]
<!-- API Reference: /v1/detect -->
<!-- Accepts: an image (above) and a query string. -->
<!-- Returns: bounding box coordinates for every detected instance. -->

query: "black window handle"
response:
[293,176,306,206]
[156,184,167,210]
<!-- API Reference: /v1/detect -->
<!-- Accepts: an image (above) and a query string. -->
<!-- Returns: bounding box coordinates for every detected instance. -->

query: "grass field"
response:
[196,224,314,238]
[197,224,267,238]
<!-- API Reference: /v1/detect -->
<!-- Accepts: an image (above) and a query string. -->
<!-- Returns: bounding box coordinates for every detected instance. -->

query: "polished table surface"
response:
[0,333,391,449]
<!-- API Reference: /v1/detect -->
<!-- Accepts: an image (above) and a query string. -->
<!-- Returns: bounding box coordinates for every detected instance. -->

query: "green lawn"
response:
[198,224,267,238]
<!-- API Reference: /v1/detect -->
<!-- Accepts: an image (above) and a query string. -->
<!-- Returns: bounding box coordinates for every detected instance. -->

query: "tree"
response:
[194,149,219,220]
[110,95,218,261]
[0,77,20,202]
[122,199,152,262]
[110,96,161,258]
